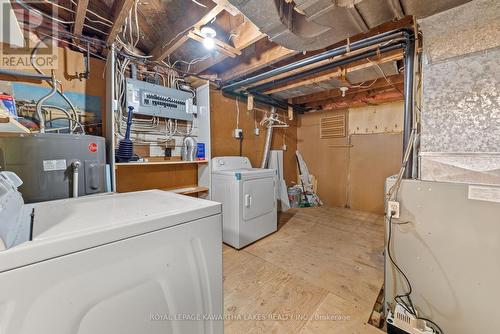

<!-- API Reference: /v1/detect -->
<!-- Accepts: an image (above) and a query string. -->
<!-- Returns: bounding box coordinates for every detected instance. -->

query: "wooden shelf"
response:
[115,160,208,167]
[164,186,209,195]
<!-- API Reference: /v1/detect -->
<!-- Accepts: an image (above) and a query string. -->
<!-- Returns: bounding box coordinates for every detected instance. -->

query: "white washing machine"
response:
[0,172,223,334]
[211,156,277,249]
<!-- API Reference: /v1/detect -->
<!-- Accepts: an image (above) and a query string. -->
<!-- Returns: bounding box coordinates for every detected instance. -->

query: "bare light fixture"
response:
[200,25,216,50]
[340,86,349,97]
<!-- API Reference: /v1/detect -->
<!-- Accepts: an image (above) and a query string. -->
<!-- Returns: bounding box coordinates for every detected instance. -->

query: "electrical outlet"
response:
[387,201,400,219]
[254,128,260,136]
[234,129,243,139]
[282,144,287,151]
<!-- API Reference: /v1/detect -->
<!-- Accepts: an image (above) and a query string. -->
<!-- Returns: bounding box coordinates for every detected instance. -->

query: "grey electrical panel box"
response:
[126,78,194,121]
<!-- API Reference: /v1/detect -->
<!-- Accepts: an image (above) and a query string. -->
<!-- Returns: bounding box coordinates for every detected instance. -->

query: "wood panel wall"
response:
[115,164,198,193]
[210,89,298,185]
[297,102,403,214]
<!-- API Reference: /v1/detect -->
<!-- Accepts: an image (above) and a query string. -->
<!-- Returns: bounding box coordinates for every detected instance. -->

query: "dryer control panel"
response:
[212,157,252,171]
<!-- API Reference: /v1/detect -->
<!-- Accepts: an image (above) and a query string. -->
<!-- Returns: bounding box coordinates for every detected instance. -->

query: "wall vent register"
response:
[320,114,346,139]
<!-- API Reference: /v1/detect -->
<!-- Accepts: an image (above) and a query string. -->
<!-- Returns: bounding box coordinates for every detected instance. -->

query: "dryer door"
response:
[242,177,275,221]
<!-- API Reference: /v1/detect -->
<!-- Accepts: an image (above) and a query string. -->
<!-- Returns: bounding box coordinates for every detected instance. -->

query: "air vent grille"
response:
[320,114,346,139]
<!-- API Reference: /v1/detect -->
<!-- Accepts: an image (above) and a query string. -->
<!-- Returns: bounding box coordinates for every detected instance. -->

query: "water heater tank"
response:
[0,133,106,203]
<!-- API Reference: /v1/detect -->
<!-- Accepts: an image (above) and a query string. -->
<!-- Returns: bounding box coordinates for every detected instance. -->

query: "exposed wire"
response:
[14,0,109,35]
[387,215,417,315]
[387,214,444,334]
[41,0,112,27]
[69,0,114,24]
[158,27,192,57]
[191,0,208,8]
[116,37,152,58]
[36,30,107,60]
[349,78,378,89]
[367,58,403,95]
[171,55,210,72]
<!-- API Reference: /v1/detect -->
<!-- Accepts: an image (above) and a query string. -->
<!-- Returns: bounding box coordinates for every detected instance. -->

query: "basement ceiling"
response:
[227,0,472,51]
[15,0,474,110]
[271,61,399,99]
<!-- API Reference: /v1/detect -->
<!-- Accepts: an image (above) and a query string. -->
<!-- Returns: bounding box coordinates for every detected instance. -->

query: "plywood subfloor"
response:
[223,206,386,334]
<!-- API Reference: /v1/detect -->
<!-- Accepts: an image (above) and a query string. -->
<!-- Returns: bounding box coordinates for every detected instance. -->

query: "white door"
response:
[242,177,275,221]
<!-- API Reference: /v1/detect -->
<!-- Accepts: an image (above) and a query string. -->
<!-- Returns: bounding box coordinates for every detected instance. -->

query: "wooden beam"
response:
[188,33,236,58]
[190,52,228,74]
[219,16,413,83]
[190,19,266,74]
[152,4,226,61]
[263,50,404,95]
[189,29,241,57]
[106,0,136,45]
[313,87,404,111]
[247,94,254,111]
[73,0,89,37]
[230,19,266,50]
[220,39,298,82]
[295,73,404,105]
[241,44,385,90]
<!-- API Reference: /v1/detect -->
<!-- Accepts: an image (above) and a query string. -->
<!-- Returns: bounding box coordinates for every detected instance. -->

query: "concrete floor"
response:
[223,206,386,334]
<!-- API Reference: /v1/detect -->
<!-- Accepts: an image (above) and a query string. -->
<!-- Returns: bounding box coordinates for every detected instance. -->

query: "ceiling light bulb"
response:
[200,26,216,38]
[340,86,349,97]
[203,37,215,50]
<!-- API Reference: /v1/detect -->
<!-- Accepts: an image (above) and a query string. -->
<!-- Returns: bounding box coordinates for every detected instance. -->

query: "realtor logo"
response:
[0,0,58,70]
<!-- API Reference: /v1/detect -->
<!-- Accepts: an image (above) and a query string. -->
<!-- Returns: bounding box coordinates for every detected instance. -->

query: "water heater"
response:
[0,133,106,203]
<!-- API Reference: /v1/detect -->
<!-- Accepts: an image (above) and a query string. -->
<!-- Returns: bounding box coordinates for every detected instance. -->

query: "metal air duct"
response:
[228,0,470,51]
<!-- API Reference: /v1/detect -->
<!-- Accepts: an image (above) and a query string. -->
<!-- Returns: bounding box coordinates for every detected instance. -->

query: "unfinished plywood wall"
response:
[115,164,198,193]
[210,89,298,185]
[298,101,403,214]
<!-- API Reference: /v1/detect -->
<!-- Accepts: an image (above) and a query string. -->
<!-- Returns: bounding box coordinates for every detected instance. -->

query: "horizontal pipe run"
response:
[248,42,405,93]
[222,29,411,91]
[224,90,307,113]
[0,69,52,81]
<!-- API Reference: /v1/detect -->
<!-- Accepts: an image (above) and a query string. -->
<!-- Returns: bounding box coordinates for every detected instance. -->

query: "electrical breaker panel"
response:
[126,78,194,121]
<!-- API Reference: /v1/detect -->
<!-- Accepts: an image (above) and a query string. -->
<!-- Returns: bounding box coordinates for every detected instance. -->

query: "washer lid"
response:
[213,168,277,180]
[0,190,221,272]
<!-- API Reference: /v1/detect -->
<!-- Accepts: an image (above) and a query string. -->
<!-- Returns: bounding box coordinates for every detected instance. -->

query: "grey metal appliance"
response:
[384,176,500,334]
[126,78,194,121]
[0,133,106,203]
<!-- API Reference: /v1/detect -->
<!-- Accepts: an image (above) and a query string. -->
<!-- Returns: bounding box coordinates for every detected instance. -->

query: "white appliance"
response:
[385,176,500,334]
[211,156,277,249]
[0,171,223,334]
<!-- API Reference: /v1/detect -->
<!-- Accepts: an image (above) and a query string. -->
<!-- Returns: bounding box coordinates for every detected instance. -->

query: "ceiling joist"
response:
[220,41,298,82]
[190,19,266,74]
[188,29,241,58]
[152,3,226,61]
[219,16,413,83]
[262,50,404,95]
[73,0,89,37]
[314,86,404,111]
[302,74,404,108]
[106,0,136,46]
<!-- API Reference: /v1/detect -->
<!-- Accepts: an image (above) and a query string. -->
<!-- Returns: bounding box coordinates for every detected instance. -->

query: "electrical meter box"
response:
[126,78,194,121]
